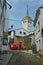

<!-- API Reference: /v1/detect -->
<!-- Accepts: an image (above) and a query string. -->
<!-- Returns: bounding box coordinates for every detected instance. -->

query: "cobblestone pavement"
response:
[0,53,12,65]
[8,51,43,65]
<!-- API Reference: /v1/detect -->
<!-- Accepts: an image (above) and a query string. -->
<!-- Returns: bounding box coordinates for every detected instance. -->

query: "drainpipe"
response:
[41,29,43,54]
[1,3,5,45]
[2,17,5,45]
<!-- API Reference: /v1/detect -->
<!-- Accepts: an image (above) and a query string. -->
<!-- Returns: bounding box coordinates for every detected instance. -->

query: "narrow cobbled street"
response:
[8,51,43,65]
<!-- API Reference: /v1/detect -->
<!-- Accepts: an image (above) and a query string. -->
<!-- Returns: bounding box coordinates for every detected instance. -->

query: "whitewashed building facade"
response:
[0,0,12,51]
[34,7,43,53]
[4,2,12,32]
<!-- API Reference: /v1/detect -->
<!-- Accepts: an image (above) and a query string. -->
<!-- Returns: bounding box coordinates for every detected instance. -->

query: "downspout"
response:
[41,29,43,54]
[1,1,5,45]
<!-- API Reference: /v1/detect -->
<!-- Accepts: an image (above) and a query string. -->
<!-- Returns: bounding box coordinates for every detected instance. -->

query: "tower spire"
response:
[26,5,28,16]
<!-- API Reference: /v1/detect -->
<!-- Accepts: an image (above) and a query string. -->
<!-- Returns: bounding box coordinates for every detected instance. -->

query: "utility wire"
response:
[5,18,22,21]
[0,16,22,21]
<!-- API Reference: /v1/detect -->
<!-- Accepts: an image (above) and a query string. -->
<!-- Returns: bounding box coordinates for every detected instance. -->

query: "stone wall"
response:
[14,36,31,50]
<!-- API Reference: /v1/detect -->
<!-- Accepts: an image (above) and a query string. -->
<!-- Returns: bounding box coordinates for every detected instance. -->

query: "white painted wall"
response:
[4,3,10,32]
[11,31,14,38]
[0,0,11,51]
[0,0,4,44]
[34,8,43,51]
[39,9,43,29]
[31,34,35,46]
[15,28,29,36]
[22,20,32,32]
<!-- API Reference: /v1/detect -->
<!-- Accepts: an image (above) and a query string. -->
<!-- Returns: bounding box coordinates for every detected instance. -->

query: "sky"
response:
[7,0,43,30]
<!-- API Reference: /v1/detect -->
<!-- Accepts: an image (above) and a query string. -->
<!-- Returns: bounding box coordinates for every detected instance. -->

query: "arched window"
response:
[23,32,26,35]
[25,21,26,23]
[23,21,26,23]
[9,31,11,35]
[20,31,22,34]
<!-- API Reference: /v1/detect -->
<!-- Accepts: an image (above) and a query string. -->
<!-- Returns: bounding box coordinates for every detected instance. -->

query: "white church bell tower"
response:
[22,5,33,32]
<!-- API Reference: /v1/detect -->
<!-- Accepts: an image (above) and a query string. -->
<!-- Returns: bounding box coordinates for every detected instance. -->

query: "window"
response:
[23,32,26,35]
[38,21,40,25]
[41,28,43,36]
[39,40,40,43]
[38,21,40,32]
[37,41,38,44]
[39,40,41,50]
[36,26,37,29]
[20,31,22,34]
[11,25,13,29]
[25,21,26,23]
[23,21,26,23]
[0,12,2,24]
[9,31,11,35]
[28,21,31,24]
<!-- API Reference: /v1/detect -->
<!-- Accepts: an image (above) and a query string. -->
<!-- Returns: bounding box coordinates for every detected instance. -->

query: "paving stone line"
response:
[0,54,12,65]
